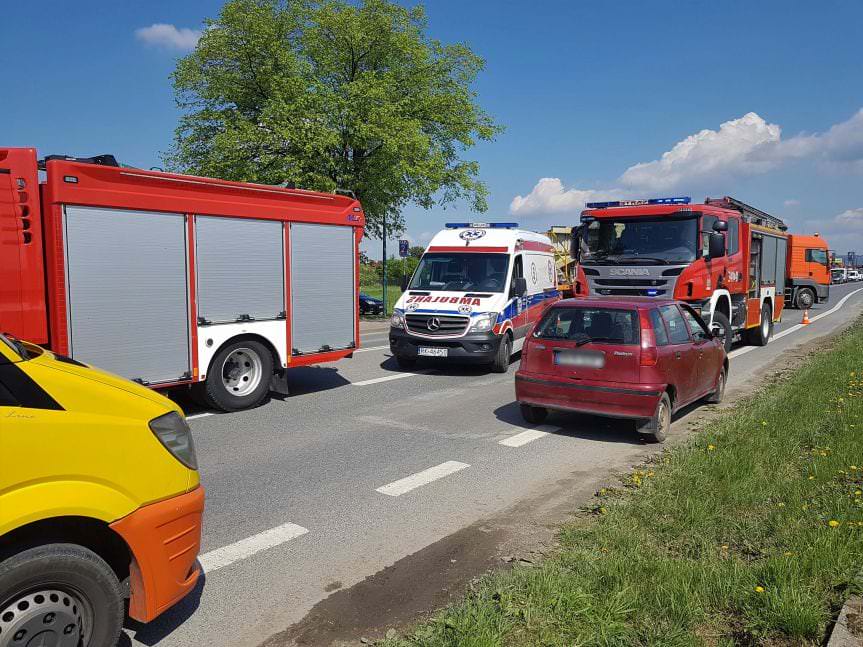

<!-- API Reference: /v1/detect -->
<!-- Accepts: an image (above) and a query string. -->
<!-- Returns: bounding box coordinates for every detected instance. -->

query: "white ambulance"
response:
[389,222,559,372]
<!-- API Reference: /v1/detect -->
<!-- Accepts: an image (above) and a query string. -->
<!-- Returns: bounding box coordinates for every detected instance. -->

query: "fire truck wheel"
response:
[395,355,417,370]
[746,304,773,347]
[0,544,124,647]
[204,340,273,412]
[490,335,512,373]
[637,392,671,443]
[710,311,733,353]
[794,288,815,310]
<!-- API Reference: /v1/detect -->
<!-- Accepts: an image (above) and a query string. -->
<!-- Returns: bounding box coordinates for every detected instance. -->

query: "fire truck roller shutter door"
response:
[63,206,190,384]
[195,216,285,323]
[290,223,356,354]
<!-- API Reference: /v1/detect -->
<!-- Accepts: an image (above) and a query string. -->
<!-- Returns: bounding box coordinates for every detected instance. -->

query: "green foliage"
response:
[168,0,501,238]
[409,245,426,259]
[381,322,863,645]
[386,255,419,283]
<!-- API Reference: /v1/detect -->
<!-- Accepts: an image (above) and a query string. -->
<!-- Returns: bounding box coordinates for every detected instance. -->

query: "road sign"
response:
[398,239,409,257]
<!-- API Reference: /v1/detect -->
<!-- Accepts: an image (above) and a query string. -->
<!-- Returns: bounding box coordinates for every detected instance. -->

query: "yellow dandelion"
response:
[761,421,767,426]
[754,586,765,593]
[851,466,858,471]
[829,520,840,528]
[855,490,862,496]
[808,476,815,480]
[707,444,716,451]
[777,502,785,508]
[599,507,608,515]
[721,545,729,550]
[820,451,828,457]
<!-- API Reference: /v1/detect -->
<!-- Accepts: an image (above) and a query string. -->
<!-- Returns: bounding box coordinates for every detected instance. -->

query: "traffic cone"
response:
[801,309,811,325]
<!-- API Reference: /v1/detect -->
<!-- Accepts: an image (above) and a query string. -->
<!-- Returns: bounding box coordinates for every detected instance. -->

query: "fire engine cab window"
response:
[659,305,691,344]
[534,307,639,345]
[806,249,828,265]
[581,217,697,264]
[727,217,740,255]
[409,253,510,293]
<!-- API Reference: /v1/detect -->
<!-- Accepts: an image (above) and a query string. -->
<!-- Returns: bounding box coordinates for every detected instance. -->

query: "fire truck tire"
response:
[490,335,512,373]
[395,355,417,370]
[203,340,273,412]
[794,288,815,310]
[0,544,124,647]
[746,304,773,346]
[637,392,671,443]
[710,311,733,353]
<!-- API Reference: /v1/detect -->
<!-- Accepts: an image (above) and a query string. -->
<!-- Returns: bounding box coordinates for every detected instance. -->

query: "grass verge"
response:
[383,321,863,646]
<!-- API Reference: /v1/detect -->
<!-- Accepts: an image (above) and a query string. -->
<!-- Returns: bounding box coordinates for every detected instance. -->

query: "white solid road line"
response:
[199,522,309,573]
[186,412,214,421]
[499,425,558,447]
[352,369,436,386]
[376,461,470,497]
[728,288,863,359]
[354,345,390,353]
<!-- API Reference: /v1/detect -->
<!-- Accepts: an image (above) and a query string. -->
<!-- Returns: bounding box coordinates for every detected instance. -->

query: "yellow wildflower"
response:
[754,586,765,593]
[829,520,840,528]
[707,444,716,451]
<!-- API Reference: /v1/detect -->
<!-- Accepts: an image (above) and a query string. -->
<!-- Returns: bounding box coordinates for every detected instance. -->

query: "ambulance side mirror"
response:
[512,277,528,298]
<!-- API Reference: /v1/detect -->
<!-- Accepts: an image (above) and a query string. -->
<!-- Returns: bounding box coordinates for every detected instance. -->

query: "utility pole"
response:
[382,214,387,315]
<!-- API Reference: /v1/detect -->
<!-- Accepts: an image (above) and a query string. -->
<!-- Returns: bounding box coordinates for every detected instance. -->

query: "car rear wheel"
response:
[709,311,733,353]
[705,366,727,404]
[637,392,671,443]
[0,544,124,647]
[203,340,273,412]
[490,335,512,374]
[794,288,815,310]
[520,404,548,425]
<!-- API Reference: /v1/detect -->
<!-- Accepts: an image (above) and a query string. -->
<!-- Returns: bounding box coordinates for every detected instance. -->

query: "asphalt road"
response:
[123,283,863,647]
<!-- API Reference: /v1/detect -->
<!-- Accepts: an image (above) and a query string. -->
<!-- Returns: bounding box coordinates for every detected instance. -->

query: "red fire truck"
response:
[570,196,788,351]
[1,148,364,411]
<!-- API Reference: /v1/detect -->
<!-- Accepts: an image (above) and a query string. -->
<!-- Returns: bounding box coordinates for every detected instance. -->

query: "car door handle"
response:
[675,351,682,359]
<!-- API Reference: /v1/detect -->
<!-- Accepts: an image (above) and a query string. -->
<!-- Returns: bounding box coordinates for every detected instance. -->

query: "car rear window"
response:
[534,307,639,345]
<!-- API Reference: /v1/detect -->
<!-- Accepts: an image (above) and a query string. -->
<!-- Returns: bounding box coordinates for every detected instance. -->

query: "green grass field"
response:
[382,321,863,646]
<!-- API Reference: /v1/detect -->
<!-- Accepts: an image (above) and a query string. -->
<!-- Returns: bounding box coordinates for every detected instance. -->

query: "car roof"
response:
[552,297,681,310]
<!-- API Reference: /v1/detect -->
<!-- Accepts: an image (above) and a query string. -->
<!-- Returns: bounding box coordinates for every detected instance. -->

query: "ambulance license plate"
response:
[418,347,448,357]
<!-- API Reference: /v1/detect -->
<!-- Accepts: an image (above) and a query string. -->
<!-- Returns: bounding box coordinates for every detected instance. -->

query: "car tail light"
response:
[639,310,658,367]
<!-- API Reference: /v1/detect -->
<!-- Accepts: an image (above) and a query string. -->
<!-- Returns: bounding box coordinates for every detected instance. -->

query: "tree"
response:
[168,0,501,238]
[409,245,425,259]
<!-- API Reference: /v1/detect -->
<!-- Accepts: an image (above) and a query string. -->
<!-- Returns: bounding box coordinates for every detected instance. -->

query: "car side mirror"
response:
[512,277,528,297]
[708,232,726,259]
[713,220,728,232]
[570,225,584,263]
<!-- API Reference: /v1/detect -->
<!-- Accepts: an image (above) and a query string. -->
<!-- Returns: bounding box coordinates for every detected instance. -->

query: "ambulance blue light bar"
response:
[444,222,519,229]
[584,197,691,209]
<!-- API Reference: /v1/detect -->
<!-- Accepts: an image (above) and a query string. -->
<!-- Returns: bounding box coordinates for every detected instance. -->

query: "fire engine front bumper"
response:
[389,327,503,363]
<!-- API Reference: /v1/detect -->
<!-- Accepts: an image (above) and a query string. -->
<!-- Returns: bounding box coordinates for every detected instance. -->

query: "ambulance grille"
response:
[405,314,470,336]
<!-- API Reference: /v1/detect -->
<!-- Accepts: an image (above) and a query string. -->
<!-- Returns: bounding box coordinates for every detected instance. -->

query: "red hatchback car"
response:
[515,297,727,442]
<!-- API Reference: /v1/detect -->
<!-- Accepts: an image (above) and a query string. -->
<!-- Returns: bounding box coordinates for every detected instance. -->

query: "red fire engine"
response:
[570,196,788,351]
[1,148,364,411]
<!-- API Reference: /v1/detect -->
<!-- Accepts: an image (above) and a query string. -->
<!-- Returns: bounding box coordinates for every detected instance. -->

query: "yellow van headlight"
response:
[149,412,198,470]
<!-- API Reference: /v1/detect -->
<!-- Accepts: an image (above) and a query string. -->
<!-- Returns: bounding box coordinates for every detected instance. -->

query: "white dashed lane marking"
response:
[376,461,470,497]
[199,522,309,573]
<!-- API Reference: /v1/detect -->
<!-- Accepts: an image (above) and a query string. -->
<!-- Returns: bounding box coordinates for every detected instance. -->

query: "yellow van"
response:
[0,333,204,646]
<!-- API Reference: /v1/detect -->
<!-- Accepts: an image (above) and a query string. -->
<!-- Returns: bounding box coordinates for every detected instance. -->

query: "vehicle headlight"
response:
[390,312,404,329]
[149,411,198,470]
[469,313,496,333]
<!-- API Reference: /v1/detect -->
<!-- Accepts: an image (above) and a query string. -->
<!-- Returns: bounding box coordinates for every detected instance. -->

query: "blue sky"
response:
[3,1,862,258]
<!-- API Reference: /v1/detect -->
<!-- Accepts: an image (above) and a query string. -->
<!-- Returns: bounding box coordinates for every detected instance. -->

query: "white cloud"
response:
[510,178,620,217]
[835,208,863,230]
[135,24,201,51]
[784,199,800,207]
[619,112,783,192]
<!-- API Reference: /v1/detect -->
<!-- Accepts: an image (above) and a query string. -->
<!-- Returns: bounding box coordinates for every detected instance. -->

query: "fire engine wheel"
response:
[490,335,512,374]
[204,340,273,412]
[0,544,123,647]
[637,392,671,443]
[794,288,815,310]
[709,311,733,353]
[746,304,773,347]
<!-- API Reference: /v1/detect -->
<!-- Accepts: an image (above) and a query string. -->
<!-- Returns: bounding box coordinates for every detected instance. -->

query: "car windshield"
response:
[534,307,640,345]
[580,216,698,264]
[409,253,510,292]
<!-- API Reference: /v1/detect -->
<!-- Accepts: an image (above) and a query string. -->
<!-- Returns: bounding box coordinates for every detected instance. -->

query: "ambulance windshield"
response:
[409,253,510,292]
[580,216,698,264]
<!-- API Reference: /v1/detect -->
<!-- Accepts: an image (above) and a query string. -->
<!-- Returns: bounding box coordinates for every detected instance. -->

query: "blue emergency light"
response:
[444,222,519,229]
[584,197,691,209]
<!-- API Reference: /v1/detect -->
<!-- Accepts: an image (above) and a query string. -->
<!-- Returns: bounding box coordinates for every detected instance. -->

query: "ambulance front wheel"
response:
[490,335,512,373]
[200,340,274,412]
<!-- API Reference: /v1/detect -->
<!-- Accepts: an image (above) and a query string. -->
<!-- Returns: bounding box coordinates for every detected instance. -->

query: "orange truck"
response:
[785,234,830,309]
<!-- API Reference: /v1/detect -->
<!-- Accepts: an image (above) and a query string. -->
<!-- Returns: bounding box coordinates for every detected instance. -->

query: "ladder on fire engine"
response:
[704,196,788,232]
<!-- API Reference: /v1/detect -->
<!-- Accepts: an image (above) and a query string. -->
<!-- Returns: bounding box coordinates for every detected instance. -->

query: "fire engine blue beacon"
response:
[584,197,692,209]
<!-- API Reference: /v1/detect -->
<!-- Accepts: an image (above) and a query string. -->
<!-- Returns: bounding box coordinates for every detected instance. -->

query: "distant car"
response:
[849,270,860,282]
[515,298,727,443]
[359,293,384,315]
